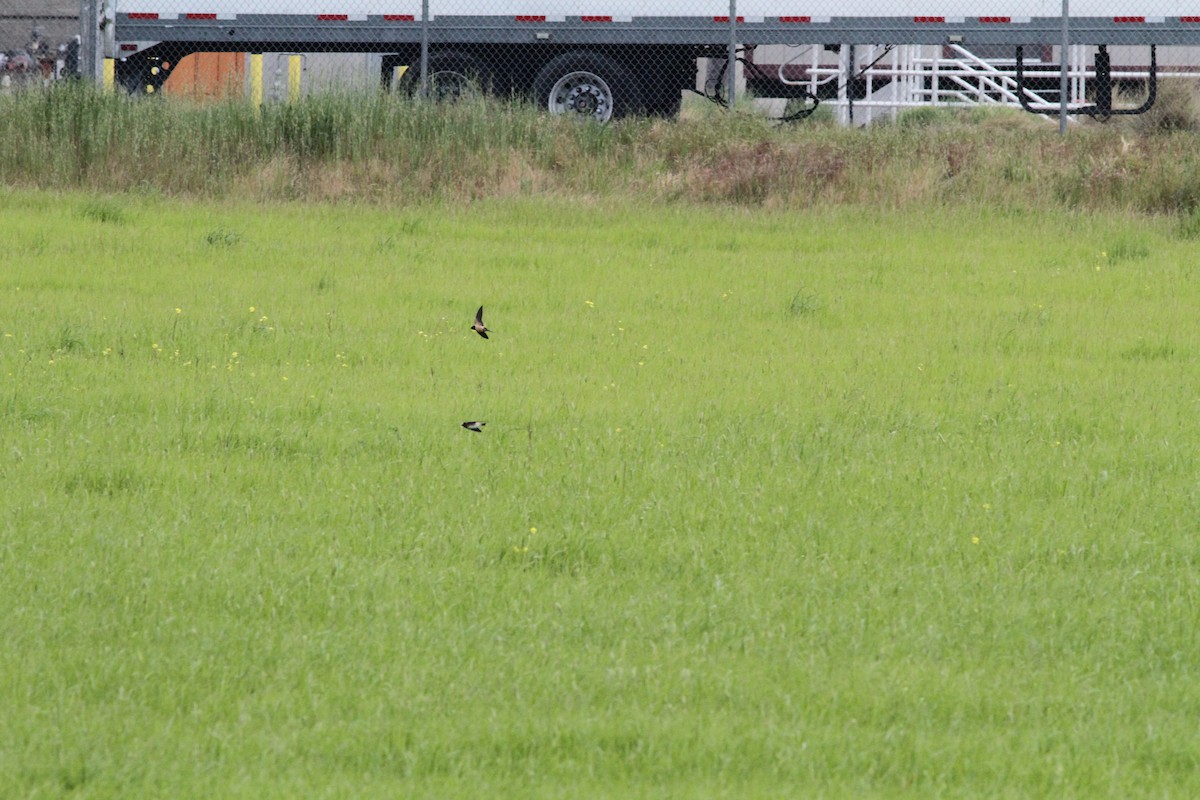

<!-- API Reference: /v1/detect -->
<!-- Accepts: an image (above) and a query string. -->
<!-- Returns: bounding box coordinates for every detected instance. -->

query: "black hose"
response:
[694,44,895,123]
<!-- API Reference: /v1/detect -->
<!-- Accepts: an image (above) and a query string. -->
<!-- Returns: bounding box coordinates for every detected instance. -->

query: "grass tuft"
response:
[1121,340,1177,361]
[1173,206,1200,239]
[55,324,87,353]
[787,288,822,317]
[1105,235,1151,264]
[77,198,126,224]
[204,227,243,247]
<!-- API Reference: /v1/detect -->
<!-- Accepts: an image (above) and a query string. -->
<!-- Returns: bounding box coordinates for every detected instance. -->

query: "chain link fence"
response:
[65,0,1200,124]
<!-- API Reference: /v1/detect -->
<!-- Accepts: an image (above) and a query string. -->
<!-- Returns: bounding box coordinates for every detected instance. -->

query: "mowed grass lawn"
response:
[2,188,1199,797]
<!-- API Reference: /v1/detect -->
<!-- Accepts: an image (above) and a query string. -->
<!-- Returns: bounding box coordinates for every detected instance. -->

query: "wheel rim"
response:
[546,71,614,122]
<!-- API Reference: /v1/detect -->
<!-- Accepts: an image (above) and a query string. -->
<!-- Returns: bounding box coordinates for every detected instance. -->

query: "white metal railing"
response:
[768,43,1185,125]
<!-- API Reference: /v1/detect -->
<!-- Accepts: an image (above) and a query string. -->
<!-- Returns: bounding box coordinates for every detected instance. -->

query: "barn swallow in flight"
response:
[472,306,491,339]
[461,421,486,432]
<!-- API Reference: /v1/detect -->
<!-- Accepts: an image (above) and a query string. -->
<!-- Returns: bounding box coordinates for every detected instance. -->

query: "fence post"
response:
[78,0,103,83]
[1059,0,1069,133]
[420,0,430,98]
[835,46,849,125]
[847,44,856,125]
[725,0,737,109]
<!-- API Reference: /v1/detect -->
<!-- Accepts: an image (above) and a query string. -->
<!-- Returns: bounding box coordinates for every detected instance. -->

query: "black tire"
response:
[531,51,641,122]
[639,55,692,118]
[643,85,683,118]
[397,50,493,102]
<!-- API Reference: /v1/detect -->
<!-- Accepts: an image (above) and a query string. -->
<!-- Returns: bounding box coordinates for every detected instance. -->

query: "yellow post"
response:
[288,54,302,102]
[102,58,115,93]
[249,52,263,107]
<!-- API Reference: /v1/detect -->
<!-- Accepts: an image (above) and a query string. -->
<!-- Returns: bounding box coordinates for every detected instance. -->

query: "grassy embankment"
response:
[3,82,1200,212]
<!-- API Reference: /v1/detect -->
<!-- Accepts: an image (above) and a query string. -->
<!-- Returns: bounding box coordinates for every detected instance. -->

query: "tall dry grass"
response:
[4,82,1200,212]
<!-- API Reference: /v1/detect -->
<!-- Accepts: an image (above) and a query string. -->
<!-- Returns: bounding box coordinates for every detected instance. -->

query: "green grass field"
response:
[3,186,1200,797]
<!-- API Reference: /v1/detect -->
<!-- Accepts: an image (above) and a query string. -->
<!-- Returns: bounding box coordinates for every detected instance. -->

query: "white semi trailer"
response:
[106,0,1188,119]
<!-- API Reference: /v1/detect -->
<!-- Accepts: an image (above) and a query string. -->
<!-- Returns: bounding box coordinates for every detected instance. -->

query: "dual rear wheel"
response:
[396,50,491,102]
[532,52,637,123]
[534,52,682,119]
[399,49,679,122]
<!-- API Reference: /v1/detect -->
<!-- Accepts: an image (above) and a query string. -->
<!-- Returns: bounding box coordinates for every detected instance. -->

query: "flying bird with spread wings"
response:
[472,306,491,339]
